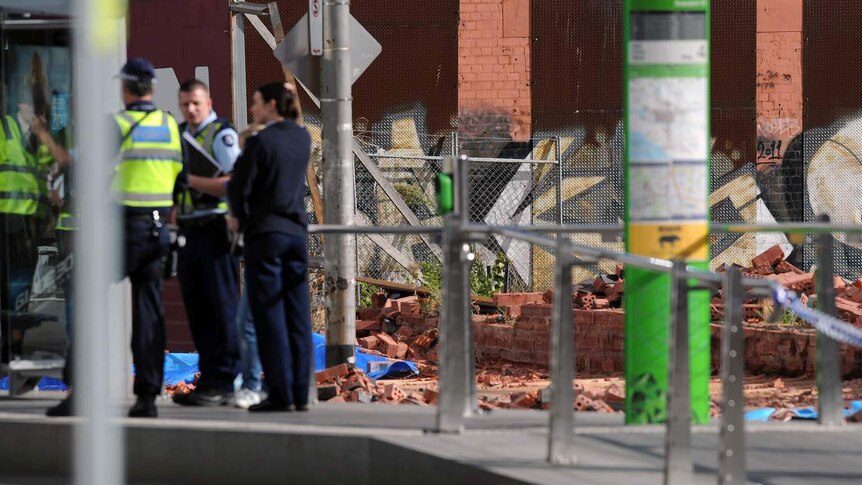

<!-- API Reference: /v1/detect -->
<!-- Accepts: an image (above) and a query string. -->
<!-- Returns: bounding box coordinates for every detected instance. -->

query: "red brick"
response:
[509,391,538,409]
[395,342,409,359]
[316,364,350,384]
[357,335,379,350]
[494,293,524,306]
[383,384,406,402]
[505,305,522,319]
[768,272,814,293]
[423,388,439,405]
[751,244,785,269]
[376,332,399,357]
[395,325,414,341]
[371,292,388,308]
[521,303,553,317]
[356,320,381,332]
[357,308,383,321]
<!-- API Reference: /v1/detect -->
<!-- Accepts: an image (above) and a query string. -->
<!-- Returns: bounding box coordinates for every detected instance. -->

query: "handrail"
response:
[715,223,862,234]
[313,153,858,480]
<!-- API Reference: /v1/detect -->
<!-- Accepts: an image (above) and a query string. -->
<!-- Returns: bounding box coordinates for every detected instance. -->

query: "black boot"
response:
[128,394,158,418]
[46,396,73,417]
[248,398,292,412]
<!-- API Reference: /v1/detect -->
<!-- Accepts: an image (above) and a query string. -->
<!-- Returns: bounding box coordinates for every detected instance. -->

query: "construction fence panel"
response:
[802,0,862,280]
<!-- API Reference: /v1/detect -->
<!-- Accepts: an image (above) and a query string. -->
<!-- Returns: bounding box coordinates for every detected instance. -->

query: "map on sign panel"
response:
[629,77,707,162]
[628,76,707,222]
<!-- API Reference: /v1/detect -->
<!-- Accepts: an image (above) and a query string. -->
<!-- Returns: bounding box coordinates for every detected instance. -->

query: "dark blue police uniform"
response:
[227,119,312,410]
[173,114,241,404]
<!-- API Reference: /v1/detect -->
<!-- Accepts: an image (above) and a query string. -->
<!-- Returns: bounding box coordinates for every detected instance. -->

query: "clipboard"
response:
[182,131,223,178]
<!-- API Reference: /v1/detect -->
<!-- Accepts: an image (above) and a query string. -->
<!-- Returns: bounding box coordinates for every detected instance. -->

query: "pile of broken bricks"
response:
[711,244,862,326]
[494,263,625,315]
[354,293,440,364]
[316,362,439,405]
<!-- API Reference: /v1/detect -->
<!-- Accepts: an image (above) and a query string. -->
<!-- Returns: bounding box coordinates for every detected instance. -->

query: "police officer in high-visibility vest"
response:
[47,58,184,418]
[171,79,241,406]
[0,113,40,363]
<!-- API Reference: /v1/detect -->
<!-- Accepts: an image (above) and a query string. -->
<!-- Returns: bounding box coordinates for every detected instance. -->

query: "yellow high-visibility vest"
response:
[0,116,40,216]
[113,110,182,208]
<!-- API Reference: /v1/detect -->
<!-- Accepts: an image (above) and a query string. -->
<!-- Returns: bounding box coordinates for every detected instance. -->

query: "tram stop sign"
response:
[274,13,382,98]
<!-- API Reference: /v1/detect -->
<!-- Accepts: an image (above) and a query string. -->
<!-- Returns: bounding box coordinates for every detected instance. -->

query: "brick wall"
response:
[475,304,625,374]
[458,0,532,141]
[163,280,194,352]
[756,0,803,169]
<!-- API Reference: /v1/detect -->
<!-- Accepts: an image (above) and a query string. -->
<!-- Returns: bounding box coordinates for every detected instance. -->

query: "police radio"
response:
[163,226,186,279]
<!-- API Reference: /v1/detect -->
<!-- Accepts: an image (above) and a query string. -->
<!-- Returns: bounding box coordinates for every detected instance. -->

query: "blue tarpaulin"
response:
[155,333,417,384]
[0,333,419,392]
[312,332,419,379]
[745,401,862,421]
[161,333,417,386]
[0,376,67,391]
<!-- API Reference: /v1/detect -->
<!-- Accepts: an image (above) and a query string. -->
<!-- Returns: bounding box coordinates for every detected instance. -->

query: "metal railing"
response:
[313,154,862,484]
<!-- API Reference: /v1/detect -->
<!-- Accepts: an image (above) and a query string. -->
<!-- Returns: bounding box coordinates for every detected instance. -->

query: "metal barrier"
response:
[311,154,862,483]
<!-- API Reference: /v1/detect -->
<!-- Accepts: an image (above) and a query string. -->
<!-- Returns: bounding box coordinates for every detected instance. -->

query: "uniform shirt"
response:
[183,111,240,174]
[228,119,311,239]
[117,100,187,215]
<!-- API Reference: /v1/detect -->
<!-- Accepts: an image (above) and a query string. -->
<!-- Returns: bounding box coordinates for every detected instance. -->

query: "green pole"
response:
[623,0,711,424]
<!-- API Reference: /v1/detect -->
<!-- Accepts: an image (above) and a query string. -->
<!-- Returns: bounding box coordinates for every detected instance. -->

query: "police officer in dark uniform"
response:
[228,82,312,412]
[47,58,184,418]
[172,79,240,406]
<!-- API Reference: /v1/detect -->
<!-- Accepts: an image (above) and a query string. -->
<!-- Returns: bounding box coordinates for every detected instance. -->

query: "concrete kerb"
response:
[0,406,861,484]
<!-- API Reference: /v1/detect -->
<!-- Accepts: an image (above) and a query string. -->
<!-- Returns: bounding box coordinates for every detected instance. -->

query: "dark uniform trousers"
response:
[0,215,38,311]
[125,214,170,396]
[245,232,311,407]
[59,214,170,394]
[177,217,240,393]
[0,215,39,362]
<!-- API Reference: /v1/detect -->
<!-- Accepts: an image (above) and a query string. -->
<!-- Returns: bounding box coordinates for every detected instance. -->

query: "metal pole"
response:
[555,136,563,227]
[435,213,474,432]
[547,235,576,465]
[456,155,478,413]
[72,2,124,484]
[230,10,248,132]
[450,131,457,158]
[322,0,356,366]
[815,214,843,426]
[719,266,747,484]
[664,260,692,485]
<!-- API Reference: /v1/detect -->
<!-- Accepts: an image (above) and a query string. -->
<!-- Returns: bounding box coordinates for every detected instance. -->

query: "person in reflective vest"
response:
[171,79,242,407]
[47,58,184,418]
[30,113,76,382]
[0,113,40,363]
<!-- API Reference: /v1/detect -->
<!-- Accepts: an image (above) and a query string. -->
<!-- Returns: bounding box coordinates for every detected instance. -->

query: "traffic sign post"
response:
[623,0,712,425]
[308,0,322,56]
[274,13,381,99]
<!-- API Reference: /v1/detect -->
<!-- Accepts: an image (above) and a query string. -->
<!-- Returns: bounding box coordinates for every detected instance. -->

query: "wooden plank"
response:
[356,276,494,307]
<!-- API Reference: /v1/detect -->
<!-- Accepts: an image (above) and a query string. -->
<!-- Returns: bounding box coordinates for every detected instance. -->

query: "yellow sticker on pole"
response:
[90,0,127,51]
[629,221,709,261]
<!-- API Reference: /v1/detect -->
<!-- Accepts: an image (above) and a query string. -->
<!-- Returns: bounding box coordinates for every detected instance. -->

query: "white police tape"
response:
[773,286,862,349]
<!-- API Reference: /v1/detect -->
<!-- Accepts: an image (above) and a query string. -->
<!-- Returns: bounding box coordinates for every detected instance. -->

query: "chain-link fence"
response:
[348,131,566,293]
